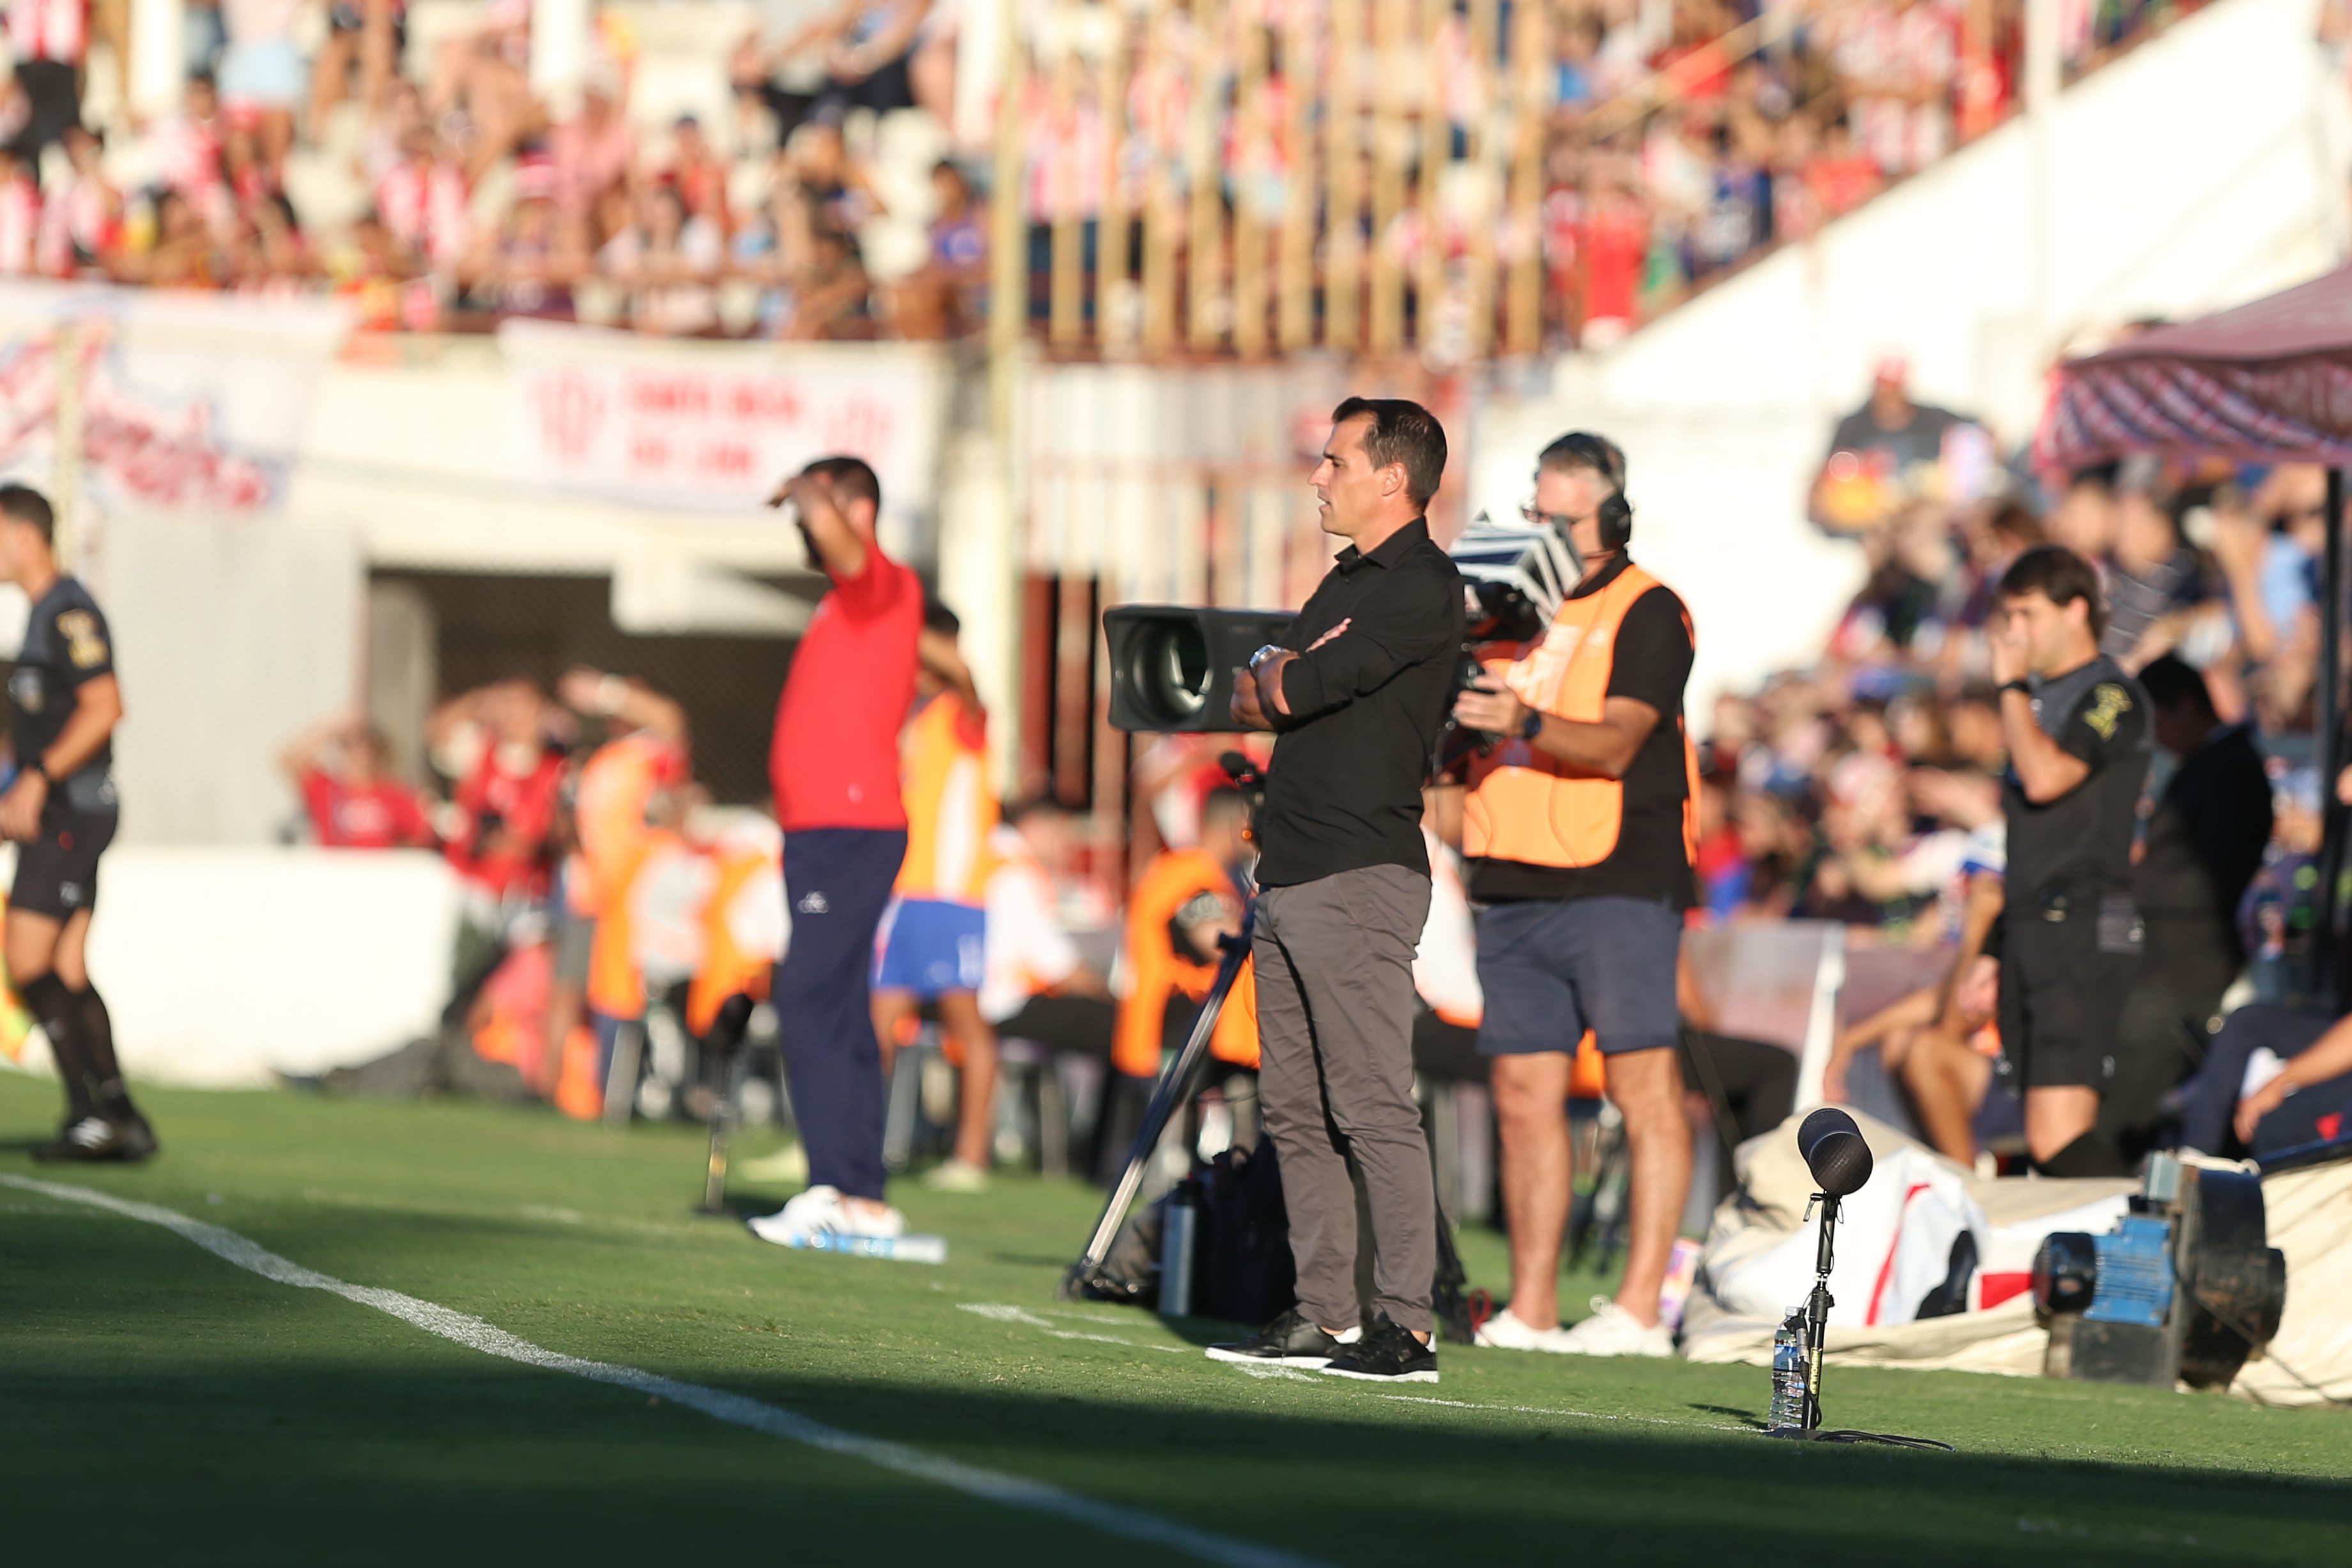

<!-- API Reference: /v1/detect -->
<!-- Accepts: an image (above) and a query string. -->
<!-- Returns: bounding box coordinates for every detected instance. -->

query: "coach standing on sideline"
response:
[1450,433,1694,1359]
[1204,398,1463,1385]
[749,457,922,1248]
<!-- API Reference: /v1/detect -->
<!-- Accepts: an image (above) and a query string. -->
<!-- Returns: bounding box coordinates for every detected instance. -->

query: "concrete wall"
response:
[105,514,364,846]
[6,847,460,1088]
[1471,0,2348,708]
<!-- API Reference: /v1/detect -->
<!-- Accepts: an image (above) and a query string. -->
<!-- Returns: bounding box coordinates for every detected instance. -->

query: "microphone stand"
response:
[1771,1190,1953,1450]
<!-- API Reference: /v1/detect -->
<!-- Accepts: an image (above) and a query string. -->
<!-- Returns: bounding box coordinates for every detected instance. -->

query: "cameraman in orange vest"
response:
[1450,432,1698,1359]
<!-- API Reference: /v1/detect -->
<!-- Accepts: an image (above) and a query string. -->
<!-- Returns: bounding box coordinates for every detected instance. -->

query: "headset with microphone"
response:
[1537,431,1634,555]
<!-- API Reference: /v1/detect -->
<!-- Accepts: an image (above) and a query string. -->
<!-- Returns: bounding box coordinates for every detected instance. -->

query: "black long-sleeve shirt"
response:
[1253,518,1465,888]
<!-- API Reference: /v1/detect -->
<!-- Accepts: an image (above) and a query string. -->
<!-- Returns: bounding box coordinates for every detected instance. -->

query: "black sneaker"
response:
[32,1114,155,1163]
[1319,1317,1438,1384]
[1204,1309,1359,1368]
[33,1114,130,1162]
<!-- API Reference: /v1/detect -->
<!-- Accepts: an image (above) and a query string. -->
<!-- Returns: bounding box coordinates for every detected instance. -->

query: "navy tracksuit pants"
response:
[776,827,906,1201]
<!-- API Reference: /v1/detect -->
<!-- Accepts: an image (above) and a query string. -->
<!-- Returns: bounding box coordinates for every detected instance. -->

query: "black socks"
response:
[21,972,133,1122]
[20,971,91,1121]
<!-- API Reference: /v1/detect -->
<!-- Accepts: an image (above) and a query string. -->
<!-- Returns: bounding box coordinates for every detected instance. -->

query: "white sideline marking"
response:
[2,1174,1325,1568]
[1380,1392,1755,1435]
[958,1302,1190,1351]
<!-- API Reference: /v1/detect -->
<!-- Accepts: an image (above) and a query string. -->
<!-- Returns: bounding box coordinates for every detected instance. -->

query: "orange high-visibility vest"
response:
[1462,562,1700,872]
[587,827,687,1020]
[1113,849,1259,1077]
[896,692,995,903]
[688,833,781,1036]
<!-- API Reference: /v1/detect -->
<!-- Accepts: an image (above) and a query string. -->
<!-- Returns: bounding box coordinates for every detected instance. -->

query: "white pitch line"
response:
[1,1174,1325,1568]
[958,1302,1190,1352]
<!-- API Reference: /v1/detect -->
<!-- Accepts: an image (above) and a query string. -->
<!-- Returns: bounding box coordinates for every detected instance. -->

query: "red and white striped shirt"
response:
[7,0,86,64]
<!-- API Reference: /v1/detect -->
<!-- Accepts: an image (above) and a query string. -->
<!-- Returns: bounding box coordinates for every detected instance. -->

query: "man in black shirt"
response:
[1449,432,1695,1358]
[0,484,150,1160]
[1990,544,2152,1175]
[2103,655,2271,1155]
[1203,398,1463,1385]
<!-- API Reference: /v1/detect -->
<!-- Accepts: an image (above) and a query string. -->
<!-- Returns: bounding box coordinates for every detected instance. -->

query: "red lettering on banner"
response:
[631,436,672,471]
[533,370,606,461]
[818,396,895,459]
[698,442,753,479]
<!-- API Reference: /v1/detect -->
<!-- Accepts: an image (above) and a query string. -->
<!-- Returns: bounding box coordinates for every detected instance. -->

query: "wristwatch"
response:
[1249,644,1286,673]
[1999,679,2033,698]
[1519,709,1544,742]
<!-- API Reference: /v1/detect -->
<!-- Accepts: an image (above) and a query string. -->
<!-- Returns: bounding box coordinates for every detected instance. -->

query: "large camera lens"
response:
[1130,618,1212,727]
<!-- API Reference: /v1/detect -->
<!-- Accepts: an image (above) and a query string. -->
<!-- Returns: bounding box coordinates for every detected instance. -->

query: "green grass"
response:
[1,1074,2347,1567]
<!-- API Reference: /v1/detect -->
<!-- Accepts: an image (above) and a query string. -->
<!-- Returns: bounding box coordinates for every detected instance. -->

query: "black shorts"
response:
[12,809,117,920]
[1999,888,2141,1091]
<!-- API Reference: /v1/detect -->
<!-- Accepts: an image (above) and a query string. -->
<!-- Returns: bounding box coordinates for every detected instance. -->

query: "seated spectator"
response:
[2178,1003,2352,1157]
[279,712,437,849]
[121,188,227,288]
[665,114,735,238]
[890,158,984,339]
[36,125,122,277]
[550,72,634,226]
[1808,357,1966,534]
[376,125,471,273]
[217,0,307,178]
[429,679,570,988]
[2102,462,2215,666]
[747,0,935,135]
[463,181,585,321]
[599,181,724,337]
[778,223,873,339]
[327,208,421,330]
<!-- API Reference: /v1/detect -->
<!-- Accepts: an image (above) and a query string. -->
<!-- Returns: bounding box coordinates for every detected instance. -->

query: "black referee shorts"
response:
[12,809,117,921]
[1999,887,2141,1091]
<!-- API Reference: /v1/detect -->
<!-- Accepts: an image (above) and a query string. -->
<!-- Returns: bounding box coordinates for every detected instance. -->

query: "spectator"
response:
[2105,655,2273,1155]
[981,795,1115,1078]
[0,148,38,275]
[375,125,470,273]
[278,712,437,849]
[2102,463,2214,666]
[36,125,121,276]
[601,181,725,337]
[429,679,568,988]
[2179,1003,2352,1157]
[891,158,983,339]
[6,0,86,173]
[1808,357,1969,534]
[218,0,307,177]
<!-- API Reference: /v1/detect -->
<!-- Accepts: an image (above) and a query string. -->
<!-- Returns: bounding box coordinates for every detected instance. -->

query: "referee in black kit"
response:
[1204,398,1464,1385]
[0,484,150,1160]
[1990,544,2151,1176]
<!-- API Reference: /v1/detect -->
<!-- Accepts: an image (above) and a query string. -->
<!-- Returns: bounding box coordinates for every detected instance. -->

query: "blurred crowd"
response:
[0,0,2205,344]
[1706,362,2330,995]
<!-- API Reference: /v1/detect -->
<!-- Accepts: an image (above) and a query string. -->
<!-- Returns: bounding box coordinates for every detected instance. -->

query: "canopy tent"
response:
[2038,264,2352,999]
[2038,264,2352,468]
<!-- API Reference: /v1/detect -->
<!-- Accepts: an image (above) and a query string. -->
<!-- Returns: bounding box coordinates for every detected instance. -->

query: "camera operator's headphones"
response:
[1541,431,1634,552]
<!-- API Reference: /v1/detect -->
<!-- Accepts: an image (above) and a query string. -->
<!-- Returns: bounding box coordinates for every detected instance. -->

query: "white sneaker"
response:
[1474,1307,1578,1353]
[746,1185,909,1247]
[1551,1295,1676,1358]
[922,1158,989,1193]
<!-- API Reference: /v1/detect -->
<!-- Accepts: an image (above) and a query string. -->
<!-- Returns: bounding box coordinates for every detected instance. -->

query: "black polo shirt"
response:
[2004,654,2151,903]
[1252,518,1464,889]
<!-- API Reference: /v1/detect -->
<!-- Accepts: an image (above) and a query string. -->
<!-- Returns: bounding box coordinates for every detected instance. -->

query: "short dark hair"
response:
[0,483,55,542]
[2138,653,2214,715]
[802,455,882,514]
[1536,430,1627,492]
[923,599,961,636]
[1332,397,1447,507]
[1999,542,2107,639]
[1200,786,1248,831]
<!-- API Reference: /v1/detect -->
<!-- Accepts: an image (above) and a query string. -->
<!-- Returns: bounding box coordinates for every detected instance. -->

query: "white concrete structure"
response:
[1470,0,2349,709]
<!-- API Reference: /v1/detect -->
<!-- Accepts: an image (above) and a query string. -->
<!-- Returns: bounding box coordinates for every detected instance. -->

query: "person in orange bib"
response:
[1107,786,1258,1178]
[870,601,1000,1191]
[1449,431,1697,1360]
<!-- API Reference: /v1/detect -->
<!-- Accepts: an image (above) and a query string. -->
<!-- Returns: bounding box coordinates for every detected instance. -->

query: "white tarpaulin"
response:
[1683,1109,2352,1408]
[502,321,949,549]
[0,282,350,516]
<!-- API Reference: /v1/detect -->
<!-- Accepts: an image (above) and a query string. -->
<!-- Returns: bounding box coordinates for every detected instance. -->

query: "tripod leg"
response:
[1059,911,1255,1300]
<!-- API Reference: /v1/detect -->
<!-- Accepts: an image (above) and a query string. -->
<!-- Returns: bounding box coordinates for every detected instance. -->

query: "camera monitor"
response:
[1104,606,1297,732]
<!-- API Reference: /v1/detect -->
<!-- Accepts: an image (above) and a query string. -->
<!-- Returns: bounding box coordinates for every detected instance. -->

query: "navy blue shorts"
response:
[1475,896,1683,1057]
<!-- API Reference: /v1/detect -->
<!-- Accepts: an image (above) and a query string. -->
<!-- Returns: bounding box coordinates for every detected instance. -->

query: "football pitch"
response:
[3,1075,2347,1567]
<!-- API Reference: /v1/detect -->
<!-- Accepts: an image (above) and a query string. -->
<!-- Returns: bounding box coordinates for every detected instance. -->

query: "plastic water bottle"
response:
[1768,1310,1808,1433]
[1159,1178,1201,1319]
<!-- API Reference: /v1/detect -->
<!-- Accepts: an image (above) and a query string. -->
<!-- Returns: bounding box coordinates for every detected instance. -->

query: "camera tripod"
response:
[1059,899,1256,1301]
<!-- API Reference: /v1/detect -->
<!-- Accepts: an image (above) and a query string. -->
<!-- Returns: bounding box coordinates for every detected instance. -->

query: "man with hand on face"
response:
[1447,433,1697,1358]
[0,484,146,1161]
[1204,397,1464,1385]
[1988,544,2151,1176]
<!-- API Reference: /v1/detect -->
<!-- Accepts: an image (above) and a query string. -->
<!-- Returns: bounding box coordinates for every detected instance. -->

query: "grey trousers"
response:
[1253,863,1436,1334]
